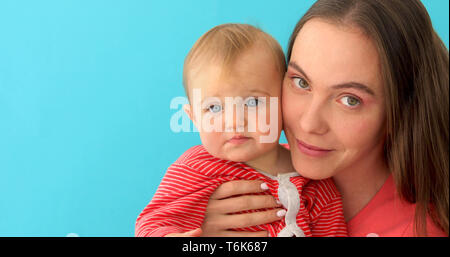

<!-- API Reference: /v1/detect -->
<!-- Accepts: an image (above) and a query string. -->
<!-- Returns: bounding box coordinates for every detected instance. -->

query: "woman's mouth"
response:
[228,135,251,145]
[296,139,333,157]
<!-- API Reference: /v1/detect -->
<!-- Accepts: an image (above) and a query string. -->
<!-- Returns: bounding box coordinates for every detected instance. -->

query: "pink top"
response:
[347,174,447,237]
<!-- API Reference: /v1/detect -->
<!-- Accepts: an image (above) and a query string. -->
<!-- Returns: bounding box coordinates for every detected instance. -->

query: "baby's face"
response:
[185,44,283,162]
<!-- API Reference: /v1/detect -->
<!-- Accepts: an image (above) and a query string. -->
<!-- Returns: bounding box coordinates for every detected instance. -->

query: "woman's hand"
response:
[201,180,285,237]
[165,228,203,237]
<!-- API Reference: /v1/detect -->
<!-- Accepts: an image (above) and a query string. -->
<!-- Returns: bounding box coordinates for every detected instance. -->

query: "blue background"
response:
[0,0,448,236]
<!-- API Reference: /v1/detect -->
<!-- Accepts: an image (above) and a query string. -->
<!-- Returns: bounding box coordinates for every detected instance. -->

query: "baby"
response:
[135,24,347,237]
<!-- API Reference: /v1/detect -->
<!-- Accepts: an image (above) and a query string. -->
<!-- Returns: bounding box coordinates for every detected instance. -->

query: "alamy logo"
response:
[170,89,279,143]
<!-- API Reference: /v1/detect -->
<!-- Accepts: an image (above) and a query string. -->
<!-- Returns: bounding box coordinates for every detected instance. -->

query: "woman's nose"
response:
[298,100,328,135]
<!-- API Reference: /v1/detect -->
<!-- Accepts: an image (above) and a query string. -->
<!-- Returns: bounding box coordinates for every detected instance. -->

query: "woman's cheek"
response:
[282,92,300,132]
[334,114,381,149]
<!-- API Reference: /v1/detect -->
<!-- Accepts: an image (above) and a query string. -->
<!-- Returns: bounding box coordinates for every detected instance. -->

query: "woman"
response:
[194,0,448,237]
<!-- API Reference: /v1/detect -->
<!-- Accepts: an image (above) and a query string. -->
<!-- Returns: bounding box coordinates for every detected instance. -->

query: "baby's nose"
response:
[224,106,247,132]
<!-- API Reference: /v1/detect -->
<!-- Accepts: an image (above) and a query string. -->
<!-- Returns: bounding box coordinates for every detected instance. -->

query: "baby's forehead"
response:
[191,80,279,105]
[186,47,284,102]
[183,24,286,102]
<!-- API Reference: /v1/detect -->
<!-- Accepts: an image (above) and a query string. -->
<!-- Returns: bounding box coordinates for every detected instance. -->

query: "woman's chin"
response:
[292,159,336,180]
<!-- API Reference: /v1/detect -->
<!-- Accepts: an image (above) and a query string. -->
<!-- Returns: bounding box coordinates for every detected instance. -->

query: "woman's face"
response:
[283,19,387,180]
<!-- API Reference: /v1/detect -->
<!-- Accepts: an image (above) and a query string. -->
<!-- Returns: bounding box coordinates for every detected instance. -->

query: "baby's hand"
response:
[165,228,202,237]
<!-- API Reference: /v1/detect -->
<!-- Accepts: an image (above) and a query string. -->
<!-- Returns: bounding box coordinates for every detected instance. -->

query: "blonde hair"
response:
[183,23,286,100]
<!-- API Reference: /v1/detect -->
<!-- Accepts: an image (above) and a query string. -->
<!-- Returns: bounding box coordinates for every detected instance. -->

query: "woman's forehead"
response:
[290,19,382,94]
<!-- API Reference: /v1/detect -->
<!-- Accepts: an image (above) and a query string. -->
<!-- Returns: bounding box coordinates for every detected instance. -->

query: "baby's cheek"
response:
[254,103,281,135]
[199,132,223,156]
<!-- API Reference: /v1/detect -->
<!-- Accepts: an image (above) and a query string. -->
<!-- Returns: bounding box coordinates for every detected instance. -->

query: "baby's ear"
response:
[183,104,193,121]
[184,104,201,131]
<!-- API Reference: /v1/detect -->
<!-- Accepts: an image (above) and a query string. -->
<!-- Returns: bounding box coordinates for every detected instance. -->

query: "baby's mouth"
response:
[227,135,251,145]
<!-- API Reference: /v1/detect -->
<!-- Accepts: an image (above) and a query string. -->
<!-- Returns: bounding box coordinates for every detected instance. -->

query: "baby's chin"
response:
[204,141,275,163]
[225,156,252,163]
[210,149,256,163]
[216,153,252,163]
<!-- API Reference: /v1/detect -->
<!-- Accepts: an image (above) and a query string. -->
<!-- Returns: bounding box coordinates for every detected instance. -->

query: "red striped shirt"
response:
[135,145,348,237]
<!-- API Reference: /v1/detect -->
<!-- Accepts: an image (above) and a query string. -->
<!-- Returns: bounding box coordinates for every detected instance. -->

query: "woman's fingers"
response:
[202,180,285,237]
[203,230,269,237]
[207,194,282,214]
[165,228,203,237]
[204,208,285,231]
[210,180,268,200]
[225,208,285,229]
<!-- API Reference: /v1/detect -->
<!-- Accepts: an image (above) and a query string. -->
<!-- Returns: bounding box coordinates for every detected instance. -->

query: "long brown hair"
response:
[287,0,449,236]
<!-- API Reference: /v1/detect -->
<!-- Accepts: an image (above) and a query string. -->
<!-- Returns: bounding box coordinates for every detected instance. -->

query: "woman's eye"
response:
[208,104,222,113]
[340,96,361,107]
[245,97,259,107]
[292,77,310,90]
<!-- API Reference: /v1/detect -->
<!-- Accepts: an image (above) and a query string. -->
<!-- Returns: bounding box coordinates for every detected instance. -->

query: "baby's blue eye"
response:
[208,104,222,113]
[246,97,259,107]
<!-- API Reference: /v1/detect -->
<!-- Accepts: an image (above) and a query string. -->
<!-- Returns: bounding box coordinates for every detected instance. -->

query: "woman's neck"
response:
[333,153,390,222]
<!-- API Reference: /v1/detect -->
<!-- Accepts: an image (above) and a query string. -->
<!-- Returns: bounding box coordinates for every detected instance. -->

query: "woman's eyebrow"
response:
[288,61,311,81]
[331,83,375,96]
[289,61,375,96]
